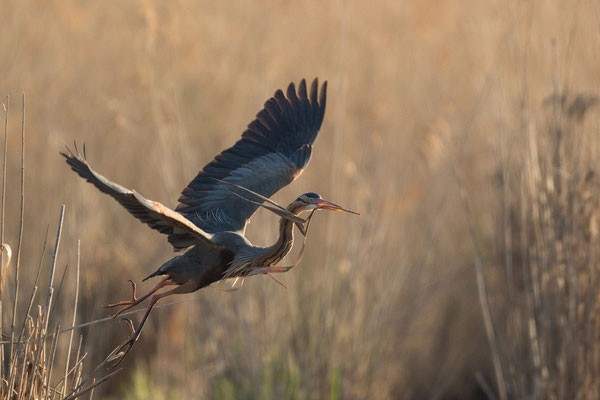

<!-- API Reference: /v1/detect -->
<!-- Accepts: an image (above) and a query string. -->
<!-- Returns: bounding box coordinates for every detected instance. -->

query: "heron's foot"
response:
[108,336,136,368]
[248,266,293,276]
[107,318,138,368]
[105,280,140,318]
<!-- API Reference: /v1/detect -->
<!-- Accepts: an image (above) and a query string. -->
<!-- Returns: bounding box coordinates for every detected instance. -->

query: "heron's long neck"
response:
[261,204,302,266]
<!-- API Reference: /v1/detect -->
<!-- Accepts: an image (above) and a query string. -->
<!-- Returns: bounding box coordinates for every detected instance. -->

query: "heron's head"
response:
[292,192,359,215]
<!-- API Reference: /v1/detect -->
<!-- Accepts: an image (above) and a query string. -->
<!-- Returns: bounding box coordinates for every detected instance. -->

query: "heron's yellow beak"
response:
[315,199,360,215]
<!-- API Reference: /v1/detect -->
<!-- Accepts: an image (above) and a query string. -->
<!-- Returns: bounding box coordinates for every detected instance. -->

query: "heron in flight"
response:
[61,78,357,365]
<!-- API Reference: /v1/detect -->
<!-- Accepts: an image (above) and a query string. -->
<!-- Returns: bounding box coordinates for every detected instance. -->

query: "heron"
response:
[61,78,358,365]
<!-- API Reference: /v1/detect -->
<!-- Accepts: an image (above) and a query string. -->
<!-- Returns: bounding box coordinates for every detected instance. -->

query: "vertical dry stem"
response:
[0,94,8,390]
[10,94,25,377]
[62,240,80,398]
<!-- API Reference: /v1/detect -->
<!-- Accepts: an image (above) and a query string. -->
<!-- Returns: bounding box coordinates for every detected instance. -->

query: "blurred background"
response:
[1,0,600,398]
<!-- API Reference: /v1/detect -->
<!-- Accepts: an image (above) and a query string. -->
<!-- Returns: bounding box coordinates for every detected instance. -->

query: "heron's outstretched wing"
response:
[176,78,327,233]
[61,147,222,252]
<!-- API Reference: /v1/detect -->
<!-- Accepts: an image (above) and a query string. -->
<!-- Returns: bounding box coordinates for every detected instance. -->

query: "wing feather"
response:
[176,78,327,233]
[61,148,222,252]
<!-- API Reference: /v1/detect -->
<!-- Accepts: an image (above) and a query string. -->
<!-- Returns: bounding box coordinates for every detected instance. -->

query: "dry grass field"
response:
[1,0,600,398]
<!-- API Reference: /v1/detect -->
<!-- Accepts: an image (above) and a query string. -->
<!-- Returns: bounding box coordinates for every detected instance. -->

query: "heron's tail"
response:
[142,270,161,282]
[143,255,182,281]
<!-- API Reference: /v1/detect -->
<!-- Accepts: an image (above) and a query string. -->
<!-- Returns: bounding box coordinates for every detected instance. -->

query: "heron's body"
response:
[61,78,357,365]
[147,200,303,287]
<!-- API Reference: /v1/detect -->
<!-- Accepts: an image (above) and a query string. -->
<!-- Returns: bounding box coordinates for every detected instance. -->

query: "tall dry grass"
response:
[484,93,600,399]
[0,0,600,398]
[0,100,122,399]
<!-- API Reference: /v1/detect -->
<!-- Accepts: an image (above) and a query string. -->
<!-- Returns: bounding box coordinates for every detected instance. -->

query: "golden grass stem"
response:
[0,94,8,391]
[1,94,8,258]
[44,323,60,400]
[55,353,87,390]
[25,205,64,400]
[44,205,65,333]
[62,240,80,398]
[49,265,68,319]
[71,335,82,393]
[89,377,96,400]
[17,310,36,398]
[6,225,48,395]
[10,94,25,378]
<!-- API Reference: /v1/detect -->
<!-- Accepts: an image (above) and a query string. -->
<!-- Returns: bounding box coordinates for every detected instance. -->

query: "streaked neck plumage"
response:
[260,202,305,266]
[223,202,305,279]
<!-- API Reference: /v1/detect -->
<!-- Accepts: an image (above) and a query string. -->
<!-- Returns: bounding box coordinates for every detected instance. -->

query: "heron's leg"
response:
[105,279,177,318]
[109,280,197,367]
[109,288,177,367]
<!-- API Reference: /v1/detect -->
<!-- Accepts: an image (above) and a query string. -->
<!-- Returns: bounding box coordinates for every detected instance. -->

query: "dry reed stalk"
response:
[0,94,8,394]
[44,324,60,400]
[88,378,95,400]
[6,227,47,397]
[10,94,25,381]
[24,205,63,400]
[0,95,118,398]
[0,95,8,256]
[493,92,600,399]
[71,335,83,393]
[48,266,68,321]
[44,205,64,333]
[62,240,80,398]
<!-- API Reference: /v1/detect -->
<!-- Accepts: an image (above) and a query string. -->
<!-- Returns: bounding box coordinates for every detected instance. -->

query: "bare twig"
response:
[209,177,288,211]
